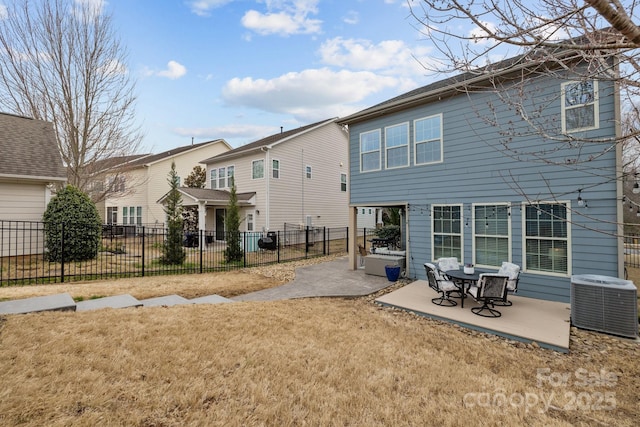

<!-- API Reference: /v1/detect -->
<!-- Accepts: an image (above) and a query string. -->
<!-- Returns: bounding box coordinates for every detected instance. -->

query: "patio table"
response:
[443,269,481,308]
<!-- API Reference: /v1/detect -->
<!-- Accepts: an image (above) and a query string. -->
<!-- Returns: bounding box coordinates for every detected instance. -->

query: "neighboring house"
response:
[357,207,381,229]
[97,139,232,227]
[0,112,67,255]
[175,118,349,239]
[338,49,623,303]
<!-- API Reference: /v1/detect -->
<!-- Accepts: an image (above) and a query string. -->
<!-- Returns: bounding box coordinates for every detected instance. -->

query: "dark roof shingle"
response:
[0,112,66,181]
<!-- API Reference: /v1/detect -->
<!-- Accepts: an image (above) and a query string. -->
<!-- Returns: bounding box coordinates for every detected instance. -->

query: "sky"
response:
[98,0,441,153]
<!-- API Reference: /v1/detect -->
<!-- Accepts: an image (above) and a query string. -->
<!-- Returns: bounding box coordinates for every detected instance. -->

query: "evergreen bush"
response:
[43,185,102,262]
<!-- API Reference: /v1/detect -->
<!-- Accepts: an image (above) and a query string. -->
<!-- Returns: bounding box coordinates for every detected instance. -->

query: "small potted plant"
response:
[464,263,474,274]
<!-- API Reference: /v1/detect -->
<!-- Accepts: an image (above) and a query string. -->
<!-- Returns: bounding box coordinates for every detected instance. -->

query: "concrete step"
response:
[140,295,192,307]
[189,295,233,304]
[76,294,143,312]
[0,293,76,315]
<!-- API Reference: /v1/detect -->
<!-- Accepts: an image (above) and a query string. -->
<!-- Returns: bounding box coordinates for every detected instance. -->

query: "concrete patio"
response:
[376,280,571,352]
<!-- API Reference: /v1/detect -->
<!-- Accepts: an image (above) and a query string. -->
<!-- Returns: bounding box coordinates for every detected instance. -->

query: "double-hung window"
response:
[561,80,599,133]
[218,167,226,189]
[360,130,381,172]
[306,165,312,179]
[210,168,217,189]
[272,159,280,179]
[252,159,264,179]
[473,204,510,267]
[414,114,443,165]
[340,173,347,192]
[432,205,462,261]
[227,166,234,187]
[385,123,409,168]
[524,202,570,275]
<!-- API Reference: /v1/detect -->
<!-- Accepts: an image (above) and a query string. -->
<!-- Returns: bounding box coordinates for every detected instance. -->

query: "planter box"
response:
[364,254,405,277]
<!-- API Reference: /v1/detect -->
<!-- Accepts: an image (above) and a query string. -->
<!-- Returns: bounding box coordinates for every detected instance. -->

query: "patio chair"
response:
[467,274,510,317]
[425,263,458,307]
[494,261,520,306]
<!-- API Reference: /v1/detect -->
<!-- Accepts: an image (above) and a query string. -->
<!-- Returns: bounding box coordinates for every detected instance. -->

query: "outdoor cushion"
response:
[436,257,460,271]
[497,262,520,291]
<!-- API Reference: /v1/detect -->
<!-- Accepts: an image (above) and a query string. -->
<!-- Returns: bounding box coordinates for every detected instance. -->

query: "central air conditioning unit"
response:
[570,275,638,339]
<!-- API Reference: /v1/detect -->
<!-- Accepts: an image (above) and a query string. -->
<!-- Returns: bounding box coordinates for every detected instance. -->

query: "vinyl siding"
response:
[349,72,619,302]
[0,181,47,256]
[104,141,230,226]
[0,181,47,221]
[205,122,349,232]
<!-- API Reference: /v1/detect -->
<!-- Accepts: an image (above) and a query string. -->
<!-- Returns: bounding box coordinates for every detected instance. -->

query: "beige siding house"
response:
[99,139,231,227]
[192,118,349,239]
[0,112,67,255]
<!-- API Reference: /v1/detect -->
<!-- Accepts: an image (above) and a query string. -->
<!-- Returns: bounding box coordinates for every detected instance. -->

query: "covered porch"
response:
[158,188,257,239]
[376,280,571,352]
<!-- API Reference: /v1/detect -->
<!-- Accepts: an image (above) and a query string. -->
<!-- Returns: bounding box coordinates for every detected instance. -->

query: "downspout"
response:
[261,146,270,230]
[613,55,625,278]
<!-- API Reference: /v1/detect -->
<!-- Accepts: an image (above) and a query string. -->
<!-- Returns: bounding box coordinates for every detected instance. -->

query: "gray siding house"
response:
[339,53,622,303]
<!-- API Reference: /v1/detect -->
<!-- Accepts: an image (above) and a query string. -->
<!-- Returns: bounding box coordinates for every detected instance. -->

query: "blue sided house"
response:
[339,48,624,303]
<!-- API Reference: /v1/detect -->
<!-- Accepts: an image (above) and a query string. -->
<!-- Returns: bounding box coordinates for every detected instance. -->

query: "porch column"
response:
[349,206,358,270]
[198,201,207,233]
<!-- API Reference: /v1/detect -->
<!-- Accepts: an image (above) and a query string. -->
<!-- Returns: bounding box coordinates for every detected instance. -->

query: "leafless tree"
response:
[409,0,640,228]
[0,0,142,198]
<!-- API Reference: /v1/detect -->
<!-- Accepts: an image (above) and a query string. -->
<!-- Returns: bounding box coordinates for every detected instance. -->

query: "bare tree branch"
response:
[0,0,142,200]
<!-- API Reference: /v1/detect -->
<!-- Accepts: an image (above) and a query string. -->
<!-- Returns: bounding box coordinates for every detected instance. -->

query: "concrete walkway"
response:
[232,256,394,302]
[0,257,395,314]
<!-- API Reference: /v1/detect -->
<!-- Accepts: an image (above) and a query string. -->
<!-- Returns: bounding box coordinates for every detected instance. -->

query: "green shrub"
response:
[43,185,102,262]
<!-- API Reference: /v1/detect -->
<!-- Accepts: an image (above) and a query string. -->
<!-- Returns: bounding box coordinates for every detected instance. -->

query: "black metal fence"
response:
[0,220,364,286]
[624,235,640,268]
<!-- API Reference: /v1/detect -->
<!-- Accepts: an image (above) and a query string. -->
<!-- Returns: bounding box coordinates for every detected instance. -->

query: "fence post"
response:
[60,222,65,283]
[277,231,281,263]
[243,231,247,268]
[323,227,327,255]
[141,226,145,277]
[199,229,204,274]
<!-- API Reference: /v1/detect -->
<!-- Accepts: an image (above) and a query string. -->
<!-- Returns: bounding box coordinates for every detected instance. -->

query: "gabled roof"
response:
[337,35,606,125]
[201,118,338,164]
[157,187,256,205]
[127,139,231,168]
[0,112,67,182]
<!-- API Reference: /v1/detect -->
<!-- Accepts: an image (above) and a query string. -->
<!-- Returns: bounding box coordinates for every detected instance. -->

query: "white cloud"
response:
[241,0,322,36]
[319,37,434,77]
[188,0,234,17]
[73,0,106,21]
[156,61,187,79]
[99,59,127,76]
[343,11,358,25]
[221,67,398,121]
[173,123,278,142]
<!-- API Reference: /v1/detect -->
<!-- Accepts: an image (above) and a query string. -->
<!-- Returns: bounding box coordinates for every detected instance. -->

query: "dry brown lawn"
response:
[0,257,638,426]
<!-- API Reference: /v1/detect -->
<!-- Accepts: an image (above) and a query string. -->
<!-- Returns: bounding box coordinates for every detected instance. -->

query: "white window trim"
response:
[218,166,226,189]
[521,201,572,277]
[306,165,312,179]
[226,165,235,188]
[272,159,280,179]
[561,80,599,133]
[252,159,265,180]
[431,203,464,264]
[210,168,217,189]
[471,202,512,268]
[340,173,347,192]
[385,122,410,169]
[414,113,444,166]
[246,212,255,232]
[359,129,382,173]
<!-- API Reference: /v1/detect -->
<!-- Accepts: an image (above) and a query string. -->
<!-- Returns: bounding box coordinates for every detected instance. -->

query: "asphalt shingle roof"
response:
[201,118,337,163]
[0,112,66,180]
